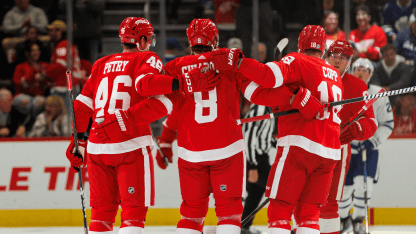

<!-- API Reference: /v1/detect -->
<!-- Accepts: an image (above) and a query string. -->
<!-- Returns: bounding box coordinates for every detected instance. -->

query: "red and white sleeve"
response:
[134,53,175,97]
[74,77,95,133]
[238,73,292,107]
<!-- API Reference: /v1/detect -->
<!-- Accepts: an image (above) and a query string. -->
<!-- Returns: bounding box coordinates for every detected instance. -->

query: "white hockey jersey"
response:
[351,84,394,154]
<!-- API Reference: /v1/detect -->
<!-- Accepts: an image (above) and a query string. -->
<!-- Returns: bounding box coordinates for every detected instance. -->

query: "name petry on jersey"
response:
[73,51,171,155]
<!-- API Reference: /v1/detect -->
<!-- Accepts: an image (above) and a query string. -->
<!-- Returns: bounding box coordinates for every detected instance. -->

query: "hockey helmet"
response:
[352,58,374,76]
[119,17,156,47]
[298,25,326,54]
[327,40,353,58]
[187,18,219,48]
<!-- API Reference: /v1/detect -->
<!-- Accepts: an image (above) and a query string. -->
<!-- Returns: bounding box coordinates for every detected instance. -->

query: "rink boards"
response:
[0,138,415,227]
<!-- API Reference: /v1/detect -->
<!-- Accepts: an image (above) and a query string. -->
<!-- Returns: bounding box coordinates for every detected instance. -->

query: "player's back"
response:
[276,52,343,160]
[85,52,158,153]
[164,53,244,162]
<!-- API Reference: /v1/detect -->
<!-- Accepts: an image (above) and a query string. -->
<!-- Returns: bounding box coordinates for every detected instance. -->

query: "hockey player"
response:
[320,40,378,234]
[64,17,218,234]
[96,19,325,234]
[209,25,342,234]
[339,58,394,234]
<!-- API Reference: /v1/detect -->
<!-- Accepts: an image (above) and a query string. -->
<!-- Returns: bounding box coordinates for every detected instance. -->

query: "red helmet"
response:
[119,17,155,46]
[327,40,353,58]
[186,18,219,48]
[298,25,326,53]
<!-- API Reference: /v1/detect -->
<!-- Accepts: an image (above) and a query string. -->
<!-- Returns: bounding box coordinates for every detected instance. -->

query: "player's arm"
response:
[95,93,177,142]
[155,110,177,169]
[238,74,292,107]
[366,96,394,150]
[341,90,378,144]
[74,76,95,133]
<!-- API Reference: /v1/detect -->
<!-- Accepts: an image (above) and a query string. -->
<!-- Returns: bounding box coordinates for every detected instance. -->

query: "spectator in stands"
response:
[382,0,416,42]
[44,20,82,113]
[59,0,105,62]
[28,95,70,137]
[165,37,183,63]
[0,88,32,137]
[226,37,243,50]
[236,0,277,62]
[213,0,239,47]
[2,0,48,37]
[394,13,416,64]
[323,11,345,49]
[371,44,413,105]
[14,25,50,65]
[12,42,48,113]
[392,94,416,135]
[349,5,387,62]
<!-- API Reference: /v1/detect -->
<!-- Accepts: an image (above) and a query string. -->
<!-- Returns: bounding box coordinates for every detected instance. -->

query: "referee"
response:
[241,104,276,234]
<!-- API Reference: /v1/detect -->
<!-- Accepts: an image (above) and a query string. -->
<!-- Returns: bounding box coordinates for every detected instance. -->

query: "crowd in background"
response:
[1,0,416,138]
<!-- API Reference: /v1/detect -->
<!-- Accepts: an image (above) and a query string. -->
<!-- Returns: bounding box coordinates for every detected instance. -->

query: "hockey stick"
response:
[274,38,289,61]
[362,149,370,234]
[241,198,270,227]
[149,128,168,167]
[66,71,89,234]
[340,88,385,132]
[240,89,384,226]
[237,86,416,125]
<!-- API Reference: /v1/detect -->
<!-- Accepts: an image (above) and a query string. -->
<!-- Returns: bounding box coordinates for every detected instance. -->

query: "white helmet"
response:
[352,58,374,80]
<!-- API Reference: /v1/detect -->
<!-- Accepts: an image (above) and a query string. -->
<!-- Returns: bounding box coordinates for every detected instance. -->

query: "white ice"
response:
[0,225,416,233]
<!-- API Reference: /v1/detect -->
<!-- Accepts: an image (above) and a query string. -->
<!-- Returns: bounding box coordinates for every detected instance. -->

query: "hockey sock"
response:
[320,200,340,234]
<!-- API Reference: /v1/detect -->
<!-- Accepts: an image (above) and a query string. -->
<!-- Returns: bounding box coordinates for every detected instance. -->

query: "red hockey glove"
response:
[94,110,134,142]
[179,67,220,96]
[155,126,176,169]
[66,134,87,172]
[290,87,324,120]
[340,121,364,145]
[156,140,173,170]
[209,48,243,71]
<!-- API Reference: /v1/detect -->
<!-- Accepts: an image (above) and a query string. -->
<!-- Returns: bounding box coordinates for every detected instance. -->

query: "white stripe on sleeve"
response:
[243,81,260,101]
[154,95,173,114]
[135,73,153,92]
[266,62,284,88]
[76,94,94,110]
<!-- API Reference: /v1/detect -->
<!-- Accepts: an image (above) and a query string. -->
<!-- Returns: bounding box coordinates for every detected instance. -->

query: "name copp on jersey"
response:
[74,51,167,155]
[163,52,291,163]
[239,52,344,160]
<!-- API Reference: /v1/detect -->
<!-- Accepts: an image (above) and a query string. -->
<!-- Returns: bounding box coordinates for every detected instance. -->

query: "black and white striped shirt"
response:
[242,104,276,169]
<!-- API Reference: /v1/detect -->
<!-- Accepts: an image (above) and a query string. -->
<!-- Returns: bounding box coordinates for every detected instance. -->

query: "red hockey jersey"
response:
[349,25,387,61]
[238,52,344,160]
[340,73,377,140]
[12,61,49,96]
[162,52,291,162]
[46,39,82,88]
[74,51,173,155]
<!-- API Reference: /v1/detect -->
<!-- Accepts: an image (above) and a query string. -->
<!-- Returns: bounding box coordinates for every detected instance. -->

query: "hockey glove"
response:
[155,126,176,169]
[290,87,324,120]
[179,67,220,96]
[340,121,364,145]
[94,110,134,143]
[66,133,87,172]
[209,48,243,71]
[359,139,375,151]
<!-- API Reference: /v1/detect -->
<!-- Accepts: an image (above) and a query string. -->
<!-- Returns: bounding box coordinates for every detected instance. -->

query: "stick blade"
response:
[274,38,289,61]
